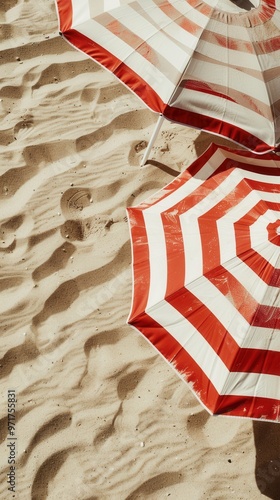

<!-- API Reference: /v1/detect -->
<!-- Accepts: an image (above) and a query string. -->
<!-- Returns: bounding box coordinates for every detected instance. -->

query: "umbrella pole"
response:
[140,114,164,167]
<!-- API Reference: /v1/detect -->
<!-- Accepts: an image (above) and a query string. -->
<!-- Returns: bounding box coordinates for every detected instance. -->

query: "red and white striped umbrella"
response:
[127,144,280,421]
[55,0,280,154]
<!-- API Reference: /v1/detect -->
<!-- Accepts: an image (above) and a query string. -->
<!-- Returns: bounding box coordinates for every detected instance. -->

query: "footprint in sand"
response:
[60,216,115,242]
[60,187,114,241]
[60,187,92,219]
[60,219,93,241]
[13,114,34,140]
[0,214,32,252]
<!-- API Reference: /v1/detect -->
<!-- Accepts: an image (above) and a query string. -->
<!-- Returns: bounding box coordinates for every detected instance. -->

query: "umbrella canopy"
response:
[55,0,280,154]
[127,144,280,421]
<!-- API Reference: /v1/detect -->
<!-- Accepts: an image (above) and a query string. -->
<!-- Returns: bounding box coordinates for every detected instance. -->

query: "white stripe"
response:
[224,149,280,168]
[202,14,280,44]
[140,147,204,309]
[222,371,280,399]
[104,0,120,10]
[146,177,203,212]
[229,168,280,183]
[72,0,91,26]
[246,325,280,352]
[256,50,280,73]
[144,213,167,309]
[182,215,203,284]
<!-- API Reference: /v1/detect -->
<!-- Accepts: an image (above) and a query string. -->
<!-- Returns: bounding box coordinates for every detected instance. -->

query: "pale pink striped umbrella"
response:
[55,0,280,158]
[127,144,280,421]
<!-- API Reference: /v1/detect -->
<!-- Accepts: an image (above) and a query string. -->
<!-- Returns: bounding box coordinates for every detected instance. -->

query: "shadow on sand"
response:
[253,420,280,498]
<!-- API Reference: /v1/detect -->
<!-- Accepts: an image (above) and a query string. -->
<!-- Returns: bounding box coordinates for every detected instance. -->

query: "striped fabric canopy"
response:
[56,0,280,153]
[127,144,280,421]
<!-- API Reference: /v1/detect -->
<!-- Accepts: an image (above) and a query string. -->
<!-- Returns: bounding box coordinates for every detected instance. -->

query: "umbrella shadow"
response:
[253,420,280,498]
[193,131,244,160]
[143,159,180,177]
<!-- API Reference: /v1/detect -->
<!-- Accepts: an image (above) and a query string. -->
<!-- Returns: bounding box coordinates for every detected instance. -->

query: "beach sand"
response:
[1,1,280,498]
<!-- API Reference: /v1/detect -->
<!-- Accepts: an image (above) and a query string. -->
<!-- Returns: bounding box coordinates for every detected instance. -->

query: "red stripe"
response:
[231,347,280,375]
[183,80,236,103]
[164,105,275,153]
[213,393,280,420]
[252,300,280,329]
[162,211,186,298]
[213,146,280,168]
[56,0,73,32]
[203,31,254,53]
[244,179,280,193]
[236,247,278,285]
[127,208,151,320]
[218,158,280,176]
